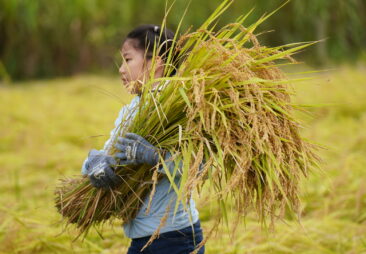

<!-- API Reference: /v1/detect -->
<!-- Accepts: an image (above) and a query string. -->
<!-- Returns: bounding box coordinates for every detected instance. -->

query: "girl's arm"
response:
[115,133,205,178]
[80,107,128,175]
[156,151,206,178]
[81,96,140,175]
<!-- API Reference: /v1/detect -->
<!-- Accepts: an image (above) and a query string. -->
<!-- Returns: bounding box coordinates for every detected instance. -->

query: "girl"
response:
[81,24,205,254]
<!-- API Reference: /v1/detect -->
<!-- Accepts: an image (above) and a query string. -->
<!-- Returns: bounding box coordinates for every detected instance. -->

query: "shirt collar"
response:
[151,79,171,92]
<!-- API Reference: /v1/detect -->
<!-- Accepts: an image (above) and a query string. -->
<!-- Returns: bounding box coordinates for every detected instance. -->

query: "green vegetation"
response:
[1,64,365,253]
[0,0,365,80]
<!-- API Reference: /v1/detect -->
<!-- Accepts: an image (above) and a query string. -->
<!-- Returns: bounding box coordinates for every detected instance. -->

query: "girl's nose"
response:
[119,64,125,74]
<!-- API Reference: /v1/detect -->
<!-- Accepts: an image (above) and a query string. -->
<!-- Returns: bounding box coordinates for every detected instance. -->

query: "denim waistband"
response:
[132,220,202,241]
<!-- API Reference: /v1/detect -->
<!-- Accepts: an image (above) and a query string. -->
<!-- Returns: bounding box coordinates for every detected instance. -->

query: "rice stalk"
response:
[55,0,320,239]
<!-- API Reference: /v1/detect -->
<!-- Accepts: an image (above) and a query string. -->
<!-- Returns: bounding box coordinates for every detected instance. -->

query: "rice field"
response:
[1,64,366,253]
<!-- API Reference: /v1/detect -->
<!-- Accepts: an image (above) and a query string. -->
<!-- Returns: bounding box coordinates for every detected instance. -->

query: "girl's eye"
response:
[125,58,131,62]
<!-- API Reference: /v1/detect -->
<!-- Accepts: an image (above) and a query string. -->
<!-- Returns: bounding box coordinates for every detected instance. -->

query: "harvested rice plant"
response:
[56,1,319,241]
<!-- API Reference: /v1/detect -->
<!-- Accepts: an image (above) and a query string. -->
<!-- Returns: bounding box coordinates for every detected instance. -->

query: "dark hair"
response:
[125,24,179,76]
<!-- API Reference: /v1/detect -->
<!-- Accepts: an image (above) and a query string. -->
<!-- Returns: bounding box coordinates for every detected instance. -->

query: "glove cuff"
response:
[149,148,166,166]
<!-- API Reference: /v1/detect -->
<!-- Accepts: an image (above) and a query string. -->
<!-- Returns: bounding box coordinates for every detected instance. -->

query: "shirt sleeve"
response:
[81,158,89,175]
[157,151,205,178]
[81,96,140,175]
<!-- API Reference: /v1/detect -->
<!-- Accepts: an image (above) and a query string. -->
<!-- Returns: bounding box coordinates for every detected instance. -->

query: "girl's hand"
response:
[114,133,161,166]
[85,149,121,189]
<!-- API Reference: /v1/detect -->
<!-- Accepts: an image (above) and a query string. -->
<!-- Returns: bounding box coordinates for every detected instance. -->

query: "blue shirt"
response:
[81,95,199,239]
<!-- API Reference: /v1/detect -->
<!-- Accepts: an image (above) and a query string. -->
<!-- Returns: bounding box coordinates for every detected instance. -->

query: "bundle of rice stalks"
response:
[55,0,319,238]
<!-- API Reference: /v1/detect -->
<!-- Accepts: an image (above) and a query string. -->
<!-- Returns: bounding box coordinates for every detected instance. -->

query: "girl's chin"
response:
[121,81,129,89]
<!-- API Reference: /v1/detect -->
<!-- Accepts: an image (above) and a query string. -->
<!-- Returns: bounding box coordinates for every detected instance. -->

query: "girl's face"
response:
[119,39,163,94]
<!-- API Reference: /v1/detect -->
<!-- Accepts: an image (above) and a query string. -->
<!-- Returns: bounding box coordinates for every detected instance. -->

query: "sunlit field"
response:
[1,64,365,254]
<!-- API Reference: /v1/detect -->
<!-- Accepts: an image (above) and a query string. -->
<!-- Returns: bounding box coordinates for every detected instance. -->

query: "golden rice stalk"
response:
[55,0,320,238]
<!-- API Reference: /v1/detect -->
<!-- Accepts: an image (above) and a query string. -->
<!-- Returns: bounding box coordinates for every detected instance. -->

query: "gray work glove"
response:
[114,133,161,166]
[84,149,121,189]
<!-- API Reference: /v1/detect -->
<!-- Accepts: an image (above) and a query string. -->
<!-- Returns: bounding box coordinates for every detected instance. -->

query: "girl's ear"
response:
[144,55,164,78]
[152,55,165,77]
[155,56,164,71]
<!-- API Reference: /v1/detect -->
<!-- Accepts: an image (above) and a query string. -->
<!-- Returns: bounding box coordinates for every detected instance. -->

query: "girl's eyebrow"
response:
[121,52,130,57]
[120,51,130,57]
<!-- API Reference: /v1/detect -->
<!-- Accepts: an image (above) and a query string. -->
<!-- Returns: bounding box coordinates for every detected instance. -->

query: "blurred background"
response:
[0,0,365,81]
[1,0,366,253]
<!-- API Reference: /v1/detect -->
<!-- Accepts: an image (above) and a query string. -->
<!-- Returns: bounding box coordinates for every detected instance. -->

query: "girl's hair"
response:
[125,24,179,76]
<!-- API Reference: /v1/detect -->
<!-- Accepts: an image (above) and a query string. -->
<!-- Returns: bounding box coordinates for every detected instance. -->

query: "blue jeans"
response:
[127,221,205,254]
